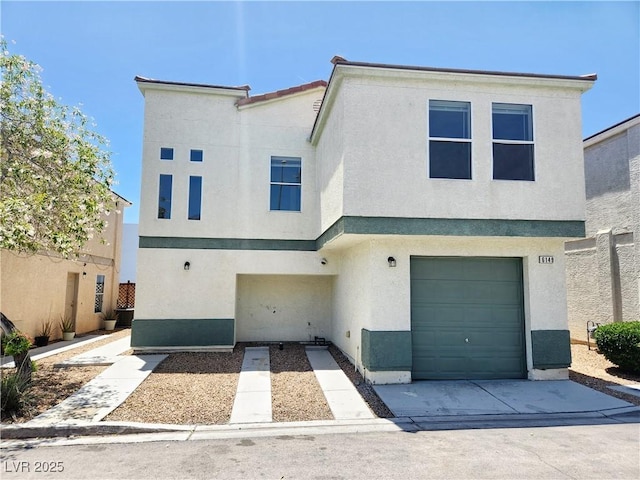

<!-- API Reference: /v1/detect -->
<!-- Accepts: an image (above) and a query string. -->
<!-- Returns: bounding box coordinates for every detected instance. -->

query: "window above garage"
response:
[428,100,472,180]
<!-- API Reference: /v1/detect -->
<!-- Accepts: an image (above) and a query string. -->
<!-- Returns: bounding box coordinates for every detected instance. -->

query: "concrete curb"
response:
[3,407,639,441]
[0,421,193,440]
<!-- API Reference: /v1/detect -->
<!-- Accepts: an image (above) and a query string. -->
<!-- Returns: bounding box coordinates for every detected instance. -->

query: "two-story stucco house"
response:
[566,114,640,341]
[132,58,596,384]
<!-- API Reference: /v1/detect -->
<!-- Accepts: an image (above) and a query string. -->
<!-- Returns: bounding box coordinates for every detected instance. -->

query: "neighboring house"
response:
[1,194,130,339]
[119,223,139,283]
[133,58,595,384]
[566,114,640,341]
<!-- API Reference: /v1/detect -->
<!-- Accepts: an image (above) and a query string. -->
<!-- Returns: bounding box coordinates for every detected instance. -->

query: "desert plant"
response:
[59,316,75,333]
[1,331,32,384]
[37,320,53,337]
[101,310,119,321]
[1,371,32,419]
[594,321,640,374]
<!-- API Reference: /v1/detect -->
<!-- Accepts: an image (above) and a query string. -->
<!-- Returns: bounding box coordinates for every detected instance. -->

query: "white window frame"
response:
[269,156,302,212]
[428,100,472,180]
[492,103,535,181]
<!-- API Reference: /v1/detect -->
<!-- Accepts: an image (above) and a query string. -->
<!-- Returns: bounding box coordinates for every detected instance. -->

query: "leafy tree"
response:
[0,39,115,258]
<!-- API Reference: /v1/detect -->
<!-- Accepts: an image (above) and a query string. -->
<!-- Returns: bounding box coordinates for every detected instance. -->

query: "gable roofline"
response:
[236,80,327,107]
[583,113,640,146]
[310,57,598,144]
[135,75,251,97]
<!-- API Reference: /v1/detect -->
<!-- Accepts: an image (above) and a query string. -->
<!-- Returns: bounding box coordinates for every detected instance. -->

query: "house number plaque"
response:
[538,255,554,264]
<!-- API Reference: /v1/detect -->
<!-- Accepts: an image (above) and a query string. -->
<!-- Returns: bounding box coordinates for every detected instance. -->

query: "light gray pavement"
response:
[305,347,375,420]
[229,346,272,424]
[374,379,638,417]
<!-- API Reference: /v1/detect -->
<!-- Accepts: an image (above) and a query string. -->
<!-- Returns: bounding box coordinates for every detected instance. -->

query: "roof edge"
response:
[584,113,640,145]
[134,75,251,92]
[332,59,597,83]
[236,80,327,107]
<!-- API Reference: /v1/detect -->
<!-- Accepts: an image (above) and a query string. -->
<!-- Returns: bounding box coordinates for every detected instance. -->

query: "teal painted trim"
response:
[131,318,235,347]
[139,236,316,251]
[139,217,585,251]
[316,217,345,249]
[361,329,412,371]
[340,217,585,239]
[531,330,571,369]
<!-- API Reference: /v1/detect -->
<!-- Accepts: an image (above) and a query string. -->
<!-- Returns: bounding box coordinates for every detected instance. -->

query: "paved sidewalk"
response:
[55,336,132,367]
[306,347,374,420]
[1,335,107,368]
[230,347,272,424]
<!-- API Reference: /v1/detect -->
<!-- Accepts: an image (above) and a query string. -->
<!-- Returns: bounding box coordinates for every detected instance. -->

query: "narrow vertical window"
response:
[188,176,202,220]
[160,147,174,160]
[190,149,203,162]
[428,100,472,179]
[492,103,534,181]
[158,174,172,219]
[94,275,105,313]
[270,156,301,211]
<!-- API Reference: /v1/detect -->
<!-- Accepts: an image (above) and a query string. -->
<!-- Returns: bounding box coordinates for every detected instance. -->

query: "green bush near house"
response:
[1,372,31,419]
[594,321,640,374]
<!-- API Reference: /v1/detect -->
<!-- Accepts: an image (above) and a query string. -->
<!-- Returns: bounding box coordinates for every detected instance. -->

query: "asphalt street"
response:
[1,423,638,479]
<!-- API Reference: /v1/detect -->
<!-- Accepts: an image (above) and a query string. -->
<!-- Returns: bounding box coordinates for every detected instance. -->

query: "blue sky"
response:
[2,1,639,223]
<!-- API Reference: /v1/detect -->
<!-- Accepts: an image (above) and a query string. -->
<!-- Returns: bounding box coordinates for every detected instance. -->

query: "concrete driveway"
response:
[373,380,638,418]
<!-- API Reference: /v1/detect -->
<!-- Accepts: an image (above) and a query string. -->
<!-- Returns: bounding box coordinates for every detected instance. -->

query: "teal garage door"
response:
[411,257,526,380]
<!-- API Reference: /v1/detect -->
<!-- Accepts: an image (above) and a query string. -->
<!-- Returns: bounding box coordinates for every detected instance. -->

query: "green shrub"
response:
[0,372,31,419]
[1,331,31,356]
[594,321,640,374]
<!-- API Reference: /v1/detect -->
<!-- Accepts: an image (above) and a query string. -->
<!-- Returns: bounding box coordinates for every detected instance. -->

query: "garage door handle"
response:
[465,338,469,343]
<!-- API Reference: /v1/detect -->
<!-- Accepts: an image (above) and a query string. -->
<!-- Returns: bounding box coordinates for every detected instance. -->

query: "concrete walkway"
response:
[55,336,132,367]
[229,347,272,424]
[306,347,374,420]
[1,335,107,368]
[374,379,637,418]
[27,354,166,425]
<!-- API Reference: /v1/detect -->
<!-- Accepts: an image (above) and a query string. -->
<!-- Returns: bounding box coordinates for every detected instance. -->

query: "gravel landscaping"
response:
[1,331,638,425]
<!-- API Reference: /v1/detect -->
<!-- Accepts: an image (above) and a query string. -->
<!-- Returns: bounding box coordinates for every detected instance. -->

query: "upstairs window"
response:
[428,100,472,179]
[190,149,203,162]
[94,275,105,313]
[270,156,301,211]
[158,174,172,219]
[160,147,174,160]
[188,176,202,220]
[492,103,534,181]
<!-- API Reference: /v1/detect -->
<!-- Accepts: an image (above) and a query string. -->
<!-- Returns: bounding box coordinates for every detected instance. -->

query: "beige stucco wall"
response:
[235,274,332,342]
[0,201,127,339]
[565,116,640,341]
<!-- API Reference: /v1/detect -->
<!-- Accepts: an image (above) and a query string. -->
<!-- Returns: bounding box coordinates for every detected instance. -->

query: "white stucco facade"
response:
[133,61,595,383]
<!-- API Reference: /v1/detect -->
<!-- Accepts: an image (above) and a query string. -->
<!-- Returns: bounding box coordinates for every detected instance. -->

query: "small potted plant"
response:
[101,310,118,331]
[59,316,75,341]
[34,320,52,347]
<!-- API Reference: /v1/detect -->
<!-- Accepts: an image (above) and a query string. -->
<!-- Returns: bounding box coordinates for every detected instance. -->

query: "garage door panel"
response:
[411,257,526,380]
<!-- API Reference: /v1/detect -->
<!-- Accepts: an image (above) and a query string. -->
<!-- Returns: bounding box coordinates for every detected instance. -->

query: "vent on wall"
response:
[313,99,323,112]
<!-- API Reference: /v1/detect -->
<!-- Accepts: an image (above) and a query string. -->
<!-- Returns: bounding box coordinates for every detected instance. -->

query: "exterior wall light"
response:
[388,256,396,267]
[184,261,191,271]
